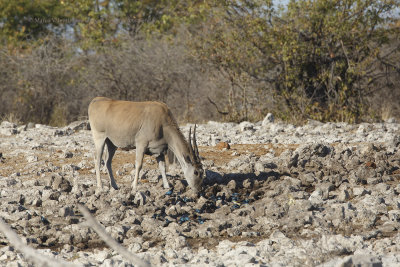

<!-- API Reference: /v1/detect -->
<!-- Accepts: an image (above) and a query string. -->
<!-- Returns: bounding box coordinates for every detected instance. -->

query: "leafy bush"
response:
[0,0,399,125]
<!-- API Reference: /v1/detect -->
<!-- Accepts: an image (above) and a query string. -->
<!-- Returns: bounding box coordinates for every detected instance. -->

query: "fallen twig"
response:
[78,204,151,267]
[0,218,80,267]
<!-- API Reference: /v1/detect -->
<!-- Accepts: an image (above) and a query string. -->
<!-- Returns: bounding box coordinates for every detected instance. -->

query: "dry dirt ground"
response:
[1,121,400,266]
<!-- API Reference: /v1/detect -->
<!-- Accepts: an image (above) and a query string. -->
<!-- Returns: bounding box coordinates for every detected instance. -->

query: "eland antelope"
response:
[88,97,203,193]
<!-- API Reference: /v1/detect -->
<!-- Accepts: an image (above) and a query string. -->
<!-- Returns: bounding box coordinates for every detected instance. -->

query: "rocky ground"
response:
[0,117,400,266]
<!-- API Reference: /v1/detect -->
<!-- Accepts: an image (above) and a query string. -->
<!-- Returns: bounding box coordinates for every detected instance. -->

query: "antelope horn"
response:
[193,124,200,161]
[188,126,195,159]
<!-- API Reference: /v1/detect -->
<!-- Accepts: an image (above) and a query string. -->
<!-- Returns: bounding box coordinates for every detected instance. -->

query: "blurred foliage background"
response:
[0,0,399,126]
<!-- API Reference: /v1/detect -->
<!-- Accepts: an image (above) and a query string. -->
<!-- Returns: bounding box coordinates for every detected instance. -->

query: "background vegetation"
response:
[1,0,399,125]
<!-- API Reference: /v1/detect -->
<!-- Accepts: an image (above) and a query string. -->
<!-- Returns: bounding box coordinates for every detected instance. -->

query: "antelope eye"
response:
[194,170,199,176]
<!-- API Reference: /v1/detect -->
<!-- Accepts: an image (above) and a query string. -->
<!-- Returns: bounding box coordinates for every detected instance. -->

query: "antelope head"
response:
[184,124,204,193]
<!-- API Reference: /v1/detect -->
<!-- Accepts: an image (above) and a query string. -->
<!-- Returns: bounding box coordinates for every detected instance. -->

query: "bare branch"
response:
[340,40,351,68]
[207,97,229,115]
[0,218,81,267]
[78,205,151,267]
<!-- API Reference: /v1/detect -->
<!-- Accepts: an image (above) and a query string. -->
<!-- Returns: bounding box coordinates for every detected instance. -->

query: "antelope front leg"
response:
[156,154,170,189]
[132,145,145,191]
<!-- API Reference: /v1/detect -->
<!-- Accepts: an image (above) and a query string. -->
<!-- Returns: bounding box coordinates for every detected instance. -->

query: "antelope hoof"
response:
[111,182,119,190]
[131,184,137,192]
[95,186,105,196]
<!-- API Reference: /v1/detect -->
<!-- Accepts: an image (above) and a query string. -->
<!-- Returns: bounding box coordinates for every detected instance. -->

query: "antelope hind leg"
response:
[93,135,106,188]
[105,139,118,190]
